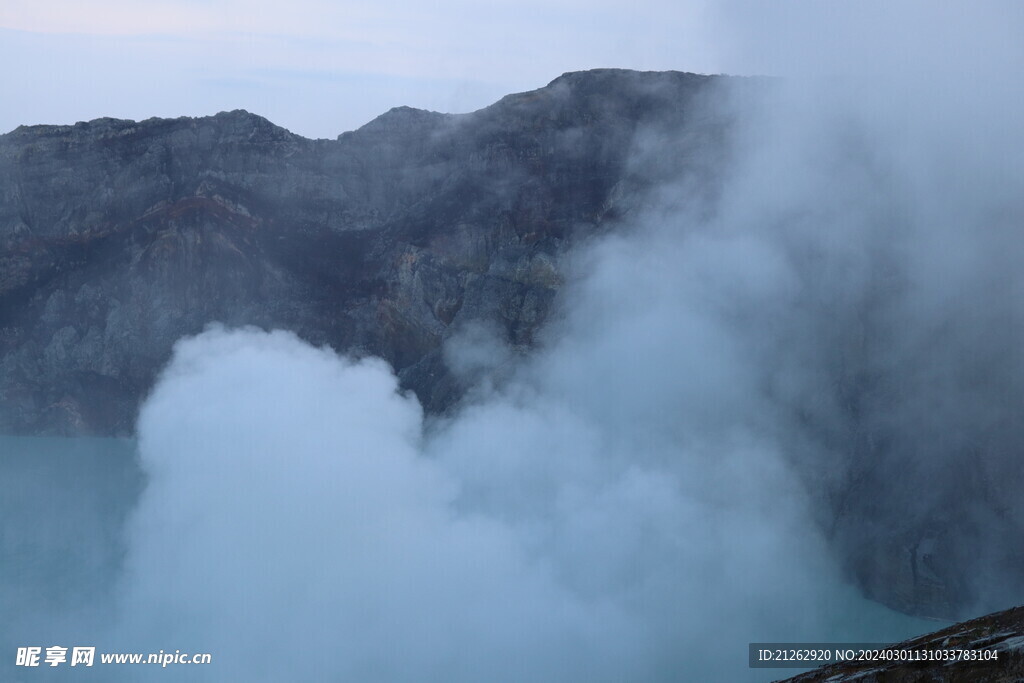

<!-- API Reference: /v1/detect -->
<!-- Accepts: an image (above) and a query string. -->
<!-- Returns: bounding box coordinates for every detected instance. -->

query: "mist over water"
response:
[4,5,1023,681]
[0,436,141,680]
[106,323,931,683]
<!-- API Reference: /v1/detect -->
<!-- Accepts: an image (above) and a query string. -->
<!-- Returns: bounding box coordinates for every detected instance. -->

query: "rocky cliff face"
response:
[1,69,1021,627]
[0,69,724,435]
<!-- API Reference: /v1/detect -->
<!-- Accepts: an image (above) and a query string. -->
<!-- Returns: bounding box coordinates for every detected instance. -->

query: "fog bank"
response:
[109,323,927,682]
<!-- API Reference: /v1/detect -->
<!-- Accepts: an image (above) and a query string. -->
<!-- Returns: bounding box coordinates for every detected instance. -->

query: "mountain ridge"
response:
[0,68,727,435]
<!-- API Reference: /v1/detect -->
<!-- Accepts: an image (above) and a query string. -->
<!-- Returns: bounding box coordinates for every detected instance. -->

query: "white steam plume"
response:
[102,5,1024,681]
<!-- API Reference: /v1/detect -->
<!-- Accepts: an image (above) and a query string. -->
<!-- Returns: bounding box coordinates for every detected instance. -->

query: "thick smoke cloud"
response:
[702,1,1024,617]
[5,4,1021,681]
[117,329,636,682]
[107,7,1024,680]
[111,315,918,682]
[103,7,1024,680]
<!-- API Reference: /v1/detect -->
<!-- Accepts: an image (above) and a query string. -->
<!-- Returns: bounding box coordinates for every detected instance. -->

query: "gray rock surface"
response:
[0,69,723,435]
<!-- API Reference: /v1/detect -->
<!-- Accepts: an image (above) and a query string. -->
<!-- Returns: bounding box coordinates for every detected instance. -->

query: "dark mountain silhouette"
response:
[0,69,724,435]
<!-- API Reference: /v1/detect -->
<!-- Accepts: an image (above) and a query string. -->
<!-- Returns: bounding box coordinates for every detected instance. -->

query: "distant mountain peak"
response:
[351,106,452,138]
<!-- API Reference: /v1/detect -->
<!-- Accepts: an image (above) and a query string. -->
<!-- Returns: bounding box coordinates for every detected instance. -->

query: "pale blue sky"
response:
[1,2,1020,138]
[0,0,726,138]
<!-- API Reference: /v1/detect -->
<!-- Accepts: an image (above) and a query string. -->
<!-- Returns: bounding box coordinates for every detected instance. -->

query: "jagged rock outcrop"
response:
[0,69,724,435]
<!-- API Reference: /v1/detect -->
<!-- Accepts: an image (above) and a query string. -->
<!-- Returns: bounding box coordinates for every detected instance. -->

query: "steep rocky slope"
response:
[0,69,725,435]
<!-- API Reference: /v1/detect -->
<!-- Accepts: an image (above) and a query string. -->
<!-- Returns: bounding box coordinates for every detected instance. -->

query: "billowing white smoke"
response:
[119,329,639,681]
[110,5,1024,680]
[701,1,1024,616]
[112,229,926,683]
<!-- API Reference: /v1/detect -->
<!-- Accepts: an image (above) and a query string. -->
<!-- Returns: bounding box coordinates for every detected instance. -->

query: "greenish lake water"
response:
[1,436,143,676]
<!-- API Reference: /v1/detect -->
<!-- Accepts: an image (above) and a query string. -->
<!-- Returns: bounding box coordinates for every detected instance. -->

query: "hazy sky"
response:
[0,0,725,138]
[4,2,1020,138]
